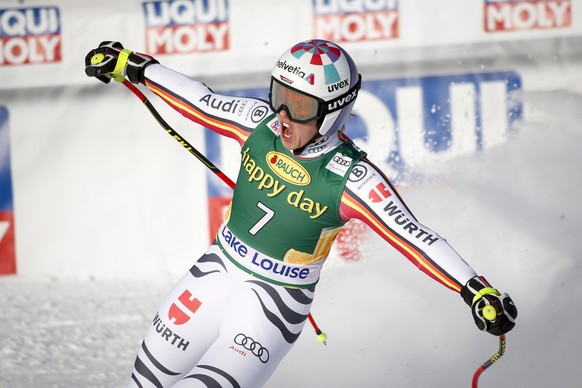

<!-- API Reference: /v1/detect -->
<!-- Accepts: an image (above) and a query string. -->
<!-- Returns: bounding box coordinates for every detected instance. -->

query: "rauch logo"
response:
[266,152,311,186]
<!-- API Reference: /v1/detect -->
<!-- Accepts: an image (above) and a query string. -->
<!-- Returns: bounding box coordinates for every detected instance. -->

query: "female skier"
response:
[85,39,517,388]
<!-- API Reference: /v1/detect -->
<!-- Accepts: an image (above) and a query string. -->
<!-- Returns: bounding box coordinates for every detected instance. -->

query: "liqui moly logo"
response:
[313,0,399,43]
[0,6,61,66]
[484,0,572,32]
[143,0,230,55]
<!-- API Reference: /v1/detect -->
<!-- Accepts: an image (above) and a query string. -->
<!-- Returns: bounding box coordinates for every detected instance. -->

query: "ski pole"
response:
[471,304,507,387]
[121,80,234,188]
[308,312,328,345]
[118,79,326,342]
[472,334,506,387]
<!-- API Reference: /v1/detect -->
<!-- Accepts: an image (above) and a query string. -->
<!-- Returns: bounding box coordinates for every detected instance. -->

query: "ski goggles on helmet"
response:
[268,75,361,124]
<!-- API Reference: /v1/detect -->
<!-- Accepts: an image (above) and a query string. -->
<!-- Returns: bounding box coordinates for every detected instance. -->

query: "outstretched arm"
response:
[339,158,517,335]
[339,158,476,292]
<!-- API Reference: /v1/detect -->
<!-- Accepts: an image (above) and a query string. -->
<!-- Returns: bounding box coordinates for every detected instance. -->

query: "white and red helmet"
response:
[269,39,361,136]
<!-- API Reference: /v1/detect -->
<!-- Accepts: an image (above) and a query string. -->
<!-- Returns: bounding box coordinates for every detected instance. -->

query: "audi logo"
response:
[234,333,270,363]
[308,145,327,153]
[333,155,351,166]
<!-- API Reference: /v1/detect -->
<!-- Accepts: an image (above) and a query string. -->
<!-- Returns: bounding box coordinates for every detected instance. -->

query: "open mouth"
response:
[281,121,291,139]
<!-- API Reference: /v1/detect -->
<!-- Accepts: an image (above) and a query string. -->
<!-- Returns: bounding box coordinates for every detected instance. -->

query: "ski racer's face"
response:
[277,109,319,151]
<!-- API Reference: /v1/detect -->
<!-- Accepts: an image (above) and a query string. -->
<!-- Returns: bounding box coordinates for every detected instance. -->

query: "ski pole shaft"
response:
[308,312,328,345]
[471,334,506,388]
[119,80,325,341]
[122,81,234,189]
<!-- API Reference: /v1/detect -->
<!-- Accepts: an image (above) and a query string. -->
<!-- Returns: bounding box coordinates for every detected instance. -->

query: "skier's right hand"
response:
[84,41,158,85]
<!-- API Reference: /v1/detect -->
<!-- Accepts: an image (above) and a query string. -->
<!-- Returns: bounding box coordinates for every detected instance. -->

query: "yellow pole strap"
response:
[112,49,133,82]
[472,287,500,305]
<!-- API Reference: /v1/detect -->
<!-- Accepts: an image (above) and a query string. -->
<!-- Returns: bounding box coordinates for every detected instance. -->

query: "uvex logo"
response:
[266,152,311,186]
[327,79,349,92]
[327,88,358,111]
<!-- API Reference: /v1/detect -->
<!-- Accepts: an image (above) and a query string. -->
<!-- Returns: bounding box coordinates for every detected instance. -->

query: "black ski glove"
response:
[461,276,517,336]
[84,41,158,84]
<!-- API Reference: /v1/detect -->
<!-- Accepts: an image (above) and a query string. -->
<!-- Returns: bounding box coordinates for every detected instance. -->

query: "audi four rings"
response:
[234,333,270,363]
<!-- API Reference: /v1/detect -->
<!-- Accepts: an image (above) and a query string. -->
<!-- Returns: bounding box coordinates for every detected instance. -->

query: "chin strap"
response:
[291,129,348,156]
[291,144,307,155]
[292,133,324,155]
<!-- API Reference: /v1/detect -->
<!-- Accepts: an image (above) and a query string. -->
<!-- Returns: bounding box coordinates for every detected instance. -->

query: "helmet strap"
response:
[292,132,323,155]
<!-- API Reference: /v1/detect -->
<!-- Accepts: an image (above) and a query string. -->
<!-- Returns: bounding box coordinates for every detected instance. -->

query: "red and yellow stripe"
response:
[340,191,462,293]
[146,80,250,145]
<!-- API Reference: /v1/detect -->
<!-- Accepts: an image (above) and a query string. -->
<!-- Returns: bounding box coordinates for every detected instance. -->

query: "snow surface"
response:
[1,90,581,387]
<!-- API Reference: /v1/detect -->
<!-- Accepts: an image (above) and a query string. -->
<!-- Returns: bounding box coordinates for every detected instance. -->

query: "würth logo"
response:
[368,182,392,203]
[168,289,202,325]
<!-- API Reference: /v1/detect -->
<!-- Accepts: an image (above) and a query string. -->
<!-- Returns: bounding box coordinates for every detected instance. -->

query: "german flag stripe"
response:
[145,79,250,144]
[341,189,462,292]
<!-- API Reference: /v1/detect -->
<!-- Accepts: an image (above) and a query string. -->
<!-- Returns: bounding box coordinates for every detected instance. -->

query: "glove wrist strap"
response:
[461,276,499,306]
[112,49,133,82]
[471,287,499,305]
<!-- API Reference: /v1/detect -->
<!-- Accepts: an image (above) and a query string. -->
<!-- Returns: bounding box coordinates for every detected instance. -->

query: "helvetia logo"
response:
[266,152,311,186]
[304,73,315,85]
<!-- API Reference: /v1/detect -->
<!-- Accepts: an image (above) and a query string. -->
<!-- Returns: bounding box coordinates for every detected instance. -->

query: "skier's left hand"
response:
[461,276,517,336]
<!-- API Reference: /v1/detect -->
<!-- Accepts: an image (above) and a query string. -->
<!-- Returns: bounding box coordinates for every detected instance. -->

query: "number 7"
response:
[249,201,275,236]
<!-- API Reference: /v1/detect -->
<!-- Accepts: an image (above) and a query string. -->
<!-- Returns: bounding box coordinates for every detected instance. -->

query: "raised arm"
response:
[84,41,271,148]
[143,64,271,147]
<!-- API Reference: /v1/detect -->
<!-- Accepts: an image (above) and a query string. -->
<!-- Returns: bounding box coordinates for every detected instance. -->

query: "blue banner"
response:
[205,70,522,194]
[0,106,16,274]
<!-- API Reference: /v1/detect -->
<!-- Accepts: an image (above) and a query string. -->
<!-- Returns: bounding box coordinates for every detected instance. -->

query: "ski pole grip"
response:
[85,53,116,78]
[90,53,105,65]
[482,305,497,321]
[85,54,104,77]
